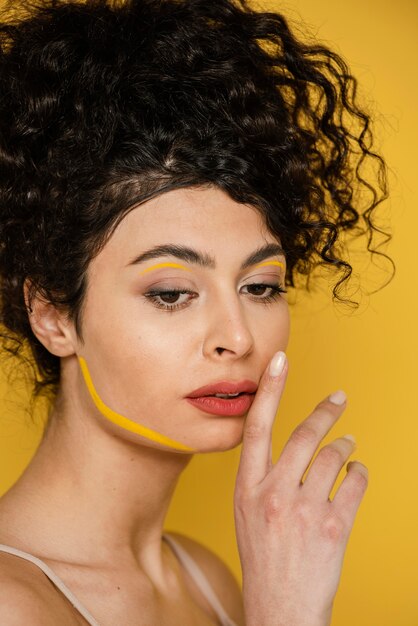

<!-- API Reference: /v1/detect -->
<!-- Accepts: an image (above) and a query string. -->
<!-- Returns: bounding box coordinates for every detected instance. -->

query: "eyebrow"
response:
[126,242,286,272]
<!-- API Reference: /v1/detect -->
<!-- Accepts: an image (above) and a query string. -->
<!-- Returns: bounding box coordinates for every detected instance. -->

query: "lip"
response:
[186,379,258,398]
[186,394,255,416]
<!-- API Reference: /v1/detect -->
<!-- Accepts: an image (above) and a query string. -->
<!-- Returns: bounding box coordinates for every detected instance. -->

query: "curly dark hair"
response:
[0,0,393,414]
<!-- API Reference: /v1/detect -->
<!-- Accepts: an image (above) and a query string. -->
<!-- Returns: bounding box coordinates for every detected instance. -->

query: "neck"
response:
[0,386,193,576]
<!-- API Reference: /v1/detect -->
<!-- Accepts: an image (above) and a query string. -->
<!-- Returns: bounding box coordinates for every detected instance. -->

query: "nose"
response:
[201,290,255,359]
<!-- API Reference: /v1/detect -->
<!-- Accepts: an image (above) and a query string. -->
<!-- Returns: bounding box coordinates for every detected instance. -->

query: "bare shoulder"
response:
[0,552,83,625]
[165,531,245,626]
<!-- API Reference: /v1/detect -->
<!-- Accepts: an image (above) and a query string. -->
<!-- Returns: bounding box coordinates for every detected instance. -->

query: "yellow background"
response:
[0,1,416,625]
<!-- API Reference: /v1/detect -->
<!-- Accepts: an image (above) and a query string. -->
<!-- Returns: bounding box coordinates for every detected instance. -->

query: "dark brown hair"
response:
[0,0,393,411]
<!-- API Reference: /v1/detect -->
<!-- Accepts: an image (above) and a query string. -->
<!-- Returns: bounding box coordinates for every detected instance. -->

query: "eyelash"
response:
[144,283,287,312]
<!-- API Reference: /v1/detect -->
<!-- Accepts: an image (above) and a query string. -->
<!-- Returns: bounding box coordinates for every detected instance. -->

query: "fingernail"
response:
[347,461,368,479]
[329,390,346,405]
[269,351,286,377]
[342,434,356,444]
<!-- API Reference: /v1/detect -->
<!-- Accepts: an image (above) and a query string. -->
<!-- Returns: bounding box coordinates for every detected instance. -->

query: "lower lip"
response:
[185,393,255,416]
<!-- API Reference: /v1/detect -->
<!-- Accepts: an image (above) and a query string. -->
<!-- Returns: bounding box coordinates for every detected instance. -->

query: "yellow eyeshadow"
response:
[139,260,284,275]
[253,261,284,270]
[139,263,192,275]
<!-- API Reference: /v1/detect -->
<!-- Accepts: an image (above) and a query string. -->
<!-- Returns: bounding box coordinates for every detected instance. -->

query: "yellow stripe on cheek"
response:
[77,356,195,452]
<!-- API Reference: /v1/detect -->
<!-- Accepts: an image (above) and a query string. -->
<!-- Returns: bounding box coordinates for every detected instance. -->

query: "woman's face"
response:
[72,186,290,453]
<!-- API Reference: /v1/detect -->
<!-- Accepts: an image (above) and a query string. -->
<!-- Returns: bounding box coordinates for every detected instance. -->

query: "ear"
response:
[23,279,76,358]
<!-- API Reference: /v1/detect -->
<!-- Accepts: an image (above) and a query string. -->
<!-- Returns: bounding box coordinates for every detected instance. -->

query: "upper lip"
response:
[186,380,258,398]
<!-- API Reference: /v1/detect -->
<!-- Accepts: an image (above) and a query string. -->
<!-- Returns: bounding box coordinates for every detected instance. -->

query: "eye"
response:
[143,282,287,312]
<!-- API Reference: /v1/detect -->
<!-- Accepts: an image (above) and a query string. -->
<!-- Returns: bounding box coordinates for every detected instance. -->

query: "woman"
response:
[0,0,392,624]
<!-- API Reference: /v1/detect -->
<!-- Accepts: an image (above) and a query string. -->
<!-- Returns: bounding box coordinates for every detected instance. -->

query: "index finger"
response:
[236,351,288,489]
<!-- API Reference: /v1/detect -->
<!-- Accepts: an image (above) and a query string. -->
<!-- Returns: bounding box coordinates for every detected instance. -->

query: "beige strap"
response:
[0,535,238,626]
[0,543,100,625]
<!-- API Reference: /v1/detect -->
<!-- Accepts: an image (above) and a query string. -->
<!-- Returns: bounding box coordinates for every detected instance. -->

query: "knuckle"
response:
[263,491,283,523]
[318,444,346,466]
[291,423,318,447]
[320,511,347,543]
[315,405,339,423]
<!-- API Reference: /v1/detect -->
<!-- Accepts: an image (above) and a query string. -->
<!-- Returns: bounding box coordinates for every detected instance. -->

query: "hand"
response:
[234,352,368,626]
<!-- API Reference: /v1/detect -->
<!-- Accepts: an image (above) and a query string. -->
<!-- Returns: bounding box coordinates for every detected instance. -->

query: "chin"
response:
[193,422,245,454]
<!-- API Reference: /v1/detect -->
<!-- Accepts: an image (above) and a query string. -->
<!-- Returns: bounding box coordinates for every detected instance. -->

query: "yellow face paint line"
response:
[139,260,284,276]
[253,261,285,270]
[77,356,196,453]
[80,261,284,452]
[139,263,192,275]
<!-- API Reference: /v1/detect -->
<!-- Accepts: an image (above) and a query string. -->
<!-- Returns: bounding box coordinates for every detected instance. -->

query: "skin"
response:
[234,360,368,626]
[77,259,284,453]
[77,354,196,451]
[0,185,290,624]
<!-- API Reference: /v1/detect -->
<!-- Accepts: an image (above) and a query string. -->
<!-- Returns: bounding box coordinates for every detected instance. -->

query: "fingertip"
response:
[268,351,287,378]
[328,390,347,406]
[347,460,369,480]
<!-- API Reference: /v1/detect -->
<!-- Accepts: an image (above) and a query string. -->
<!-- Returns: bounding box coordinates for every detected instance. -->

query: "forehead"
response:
[90,186,284,278]
[118,185,275,243]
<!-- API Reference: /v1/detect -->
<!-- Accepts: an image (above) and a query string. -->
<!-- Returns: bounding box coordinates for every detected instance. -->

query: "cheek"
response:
[105,320,186,393]
[281,306,291,346]
[77,353,196,452]
[266,300,290,340]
